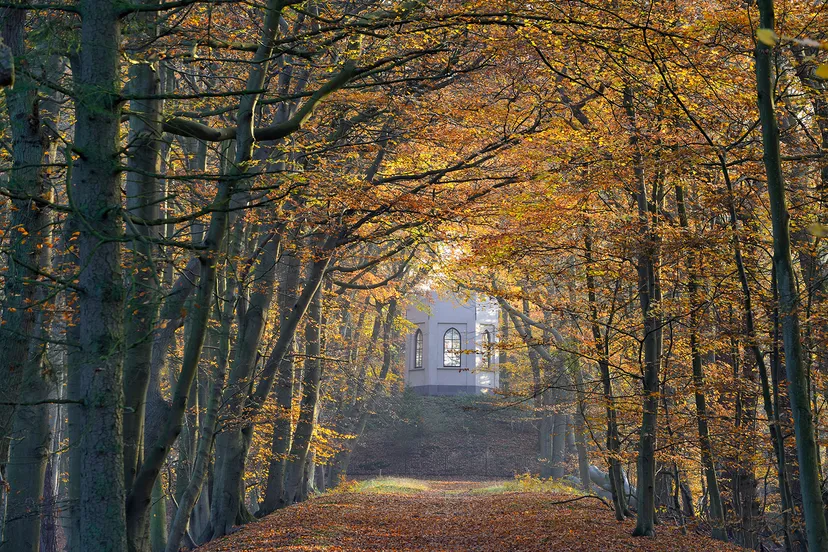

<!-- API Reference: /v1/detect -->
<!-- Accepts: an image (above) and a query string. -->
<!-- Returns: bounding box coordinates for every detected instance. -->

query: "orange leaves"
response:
[197,480,746,552]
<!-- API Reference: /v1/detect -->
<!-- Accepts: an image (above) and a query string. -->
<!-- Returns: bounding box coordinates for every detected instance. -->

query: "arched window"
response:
[443,328,461,367]
[414,329,424,369]
[482,330,491,369]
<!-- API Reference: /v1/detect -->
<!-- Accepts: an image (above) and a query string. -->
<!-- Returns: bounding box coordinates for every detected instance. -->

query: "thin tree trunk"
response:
[164,275,232,552]
[328,299,398,487]
[570,354,592,492]
[624,84,663,537]
[149,478,166,552]
[261,251,302,513]
[675,184,727,542]
[5,315,54,551]
[584,230,628,520]
[280,289,323,507]
[122,40,163,498]
[755,5,828,549]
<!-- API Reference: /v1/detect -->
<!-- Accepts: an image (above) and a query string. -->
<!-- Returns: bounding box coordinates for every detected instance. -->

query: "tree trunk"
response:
[676,184,727,542]
[755,4,828,549]
[0,10,60,550]
[72,0,128,546]
[624,84,663,537]
[570,355,592,492]
[207,229,283,536]
[149,478,166,552]
[261,251,301,513]
[164,260,232,552]
[280,289,323,507]
[4,340,54,552]
[122,39,163,499]
[584,229,628,520]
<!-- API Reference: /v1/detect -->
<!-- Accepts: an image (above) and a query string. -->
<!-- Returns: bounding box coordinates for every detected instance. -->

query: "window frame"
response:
[482,329,491,369]
[413,328,424,370]
[443,327,462,367]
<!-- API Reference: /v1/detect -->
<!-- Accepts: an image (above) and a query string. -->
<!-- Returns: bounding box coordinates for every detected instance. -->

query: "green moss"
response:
[470,474,584,495]
[353,477,432,494]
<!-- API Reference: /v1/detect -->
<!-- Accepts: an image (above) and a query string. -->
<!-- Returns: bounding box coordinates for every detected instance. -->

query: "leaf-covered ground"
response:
[198,478,746,551]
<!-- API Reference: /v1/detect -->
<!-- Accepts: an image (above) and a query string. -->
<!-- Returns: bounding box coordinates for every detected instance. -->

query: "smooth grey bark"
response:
[72,0,128,546]
[207,229,282,537]
[624,85,663,538]
[280,289,323,506]
[675,184,727,542]
[584,229,627,520]
[550,410,567,480]
[149,478,166,552]
[123,52,163,496]
[326,301,383,487]
[569,354,592,492]
[164,273,232,552]
[755,5,828,549]
[65,274,82,552]
[499,308,510,393]
[261,250,301,513]
[130,0,351,538]
[495,298,586,484]
[209,241,333,535]
[125,217,231,551]
[193,1,351,536]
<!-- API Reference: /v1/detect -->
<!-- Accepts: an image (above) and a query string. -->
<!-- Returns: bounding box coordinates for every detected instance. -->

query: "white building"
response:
[405,290,499,395]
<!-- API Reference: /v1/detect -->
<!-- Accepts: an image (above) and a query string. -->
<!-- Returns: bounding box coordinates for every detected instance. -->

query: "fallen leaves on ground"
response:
[197,479,747,551]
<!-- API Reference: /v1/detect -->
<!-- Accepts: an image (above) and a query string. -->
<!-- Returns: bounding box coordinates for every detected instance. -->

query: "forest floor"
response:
[197,477,746,551]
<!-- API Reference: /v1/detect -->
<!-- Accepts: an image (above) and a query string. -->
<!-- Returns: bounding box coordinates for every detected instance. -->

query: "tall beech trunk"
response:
[584,230,627,520]
[124,186,232,551]
[210,243,331,535]
[122,29,163,498]
[4,243,54,552]
[675,184,727,541]
[280,289,324,507]
[200,1,354,535]
[65,261,82,552]
[755,5,828,548]
[545,318,566,481]
[208,229,281,537]
[5,284,54,552]
[496,298,586,485]
[328,301,386,487]
[165,273,233,552]
[261,250,302,513]
[625,85,663,537]
[499,308,511,393]
[569,354,592,492]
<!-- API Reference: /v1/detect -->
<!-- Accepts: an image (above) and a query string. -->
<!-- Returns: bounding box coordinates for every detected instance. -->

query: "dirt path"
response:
[197,479,745,551]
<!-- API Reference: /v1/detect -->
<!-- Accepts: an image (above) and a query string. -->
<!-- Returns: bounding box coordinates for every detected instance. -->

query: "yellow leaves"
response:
[756,28,778,47]
[808,222,828,237]
[815,64,828,79]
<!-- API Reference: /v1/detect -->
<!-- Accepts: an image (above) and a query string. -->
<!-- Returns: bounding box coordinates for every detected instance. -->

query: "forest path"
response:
[197,478,745,551]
